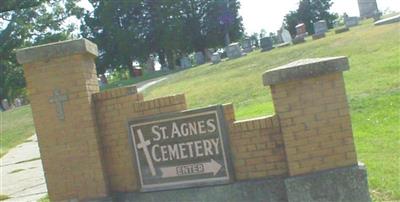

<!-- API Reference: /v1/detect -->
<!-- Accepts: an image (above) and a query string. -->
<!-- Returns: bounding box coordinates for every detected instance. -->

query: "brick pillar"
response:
[263,57,358,176]
[16,39,109,201]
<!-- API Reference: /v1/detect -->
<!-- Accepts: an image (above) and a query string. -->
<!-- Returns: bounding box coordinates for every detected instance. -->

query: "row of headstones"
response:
[1,98,25,111]
[179,43,247,67]
[179,16,366,68]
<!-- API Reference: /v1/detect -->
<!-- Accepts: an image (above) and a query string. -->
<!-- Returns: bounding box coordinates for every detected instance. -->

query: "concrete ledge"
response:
[16,38,98,64]
[374,14,400,26]
[113,177,287,202]
[285,164,371,202]
[263,56,349,86]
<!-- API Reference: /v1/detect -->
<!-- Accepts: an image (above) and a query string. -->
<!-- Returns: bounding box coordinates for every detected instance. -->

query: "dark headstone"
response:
[260,37,273,52]
[180,56,192,68]
[194,52,205,65]
[241,39,253,53]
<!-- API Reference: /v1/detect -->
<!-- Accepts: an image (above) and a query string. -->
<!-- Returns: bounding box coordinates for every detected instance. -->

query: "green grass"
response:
[1,19,398,201]
[0,105,35,157]
[143,20,400,201]
[101,68,187,91]
[37,195,49,202]
[0,195,9,201]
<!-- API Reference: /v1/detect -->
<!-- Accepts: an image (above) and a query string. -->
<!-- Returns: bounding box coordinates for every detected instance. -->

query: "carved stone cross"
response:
[49,89,69,120]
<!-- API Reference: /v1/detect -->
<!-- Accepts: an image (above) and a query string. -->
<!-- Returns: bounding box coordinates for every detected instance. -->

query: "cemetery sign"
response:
[129,105,233,191]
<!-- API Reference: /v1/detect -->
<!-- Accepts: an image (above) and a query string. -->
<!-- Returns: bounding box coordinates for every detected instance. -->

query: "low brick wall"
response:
[94,88,187,192]
[229,115,287,180]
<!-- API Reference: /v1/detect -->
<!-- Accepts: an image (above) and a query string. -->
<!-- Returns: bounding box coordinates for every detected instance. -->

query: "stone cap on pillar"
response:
[262,56,349,86]
[16,38,98,64]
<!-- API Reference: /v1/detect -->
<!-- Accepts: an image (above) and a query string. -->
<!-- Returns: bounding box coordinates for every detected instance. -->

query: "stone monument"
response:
[1,99,10,110]
[180,56,192,68]
[293,23,307,44]
[194,52,205,65]
[344,16,359,27]
[225,43,243,59]
[358,0,380,19]
[259,37,273,52]
[241,38,253,53]
[281,28,292,44]
[211,52,221,64]
[146,54,156,71]
[312,20,328,40]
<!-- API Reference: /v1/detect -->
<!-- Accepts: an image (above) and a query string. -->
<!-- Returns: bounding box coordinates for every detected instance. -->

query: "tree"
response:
[81,0,243,71]
[0,0,84,106]
[283,0,337,36]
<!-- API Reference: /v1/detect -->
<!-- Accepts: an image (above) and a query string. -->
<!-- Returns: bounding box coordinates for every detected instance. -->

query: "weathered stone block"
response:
[285,164,371,202]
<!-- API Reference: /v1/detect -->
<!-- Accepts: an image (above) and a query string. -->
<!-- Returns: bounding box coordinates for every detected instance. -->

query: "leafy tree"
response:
[283,0,337,36]
[0,0,84,106]
[81,0,243,71]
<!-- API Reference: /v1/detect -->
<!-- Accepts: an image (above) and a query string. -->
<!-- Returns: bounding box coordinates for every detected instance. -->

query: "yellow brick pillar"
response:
[263,57,358,176]
[16,39,109,201]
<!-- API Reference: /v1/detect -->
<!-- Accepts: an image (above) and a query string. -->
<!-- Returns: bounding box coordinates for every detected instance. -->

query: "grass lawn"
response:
[144,19,399,201]
[0,105,35,157]
[1,19,398,201]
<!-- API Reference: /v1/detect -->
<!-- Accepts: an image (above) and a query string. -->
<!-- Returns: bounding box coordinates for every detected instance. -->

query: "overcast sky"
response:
[240,0,400,34]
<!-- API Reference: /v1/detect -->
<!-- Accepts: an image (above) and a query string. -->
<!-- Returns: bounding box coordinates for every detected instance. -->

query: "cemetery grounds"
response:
[1,19,399,201]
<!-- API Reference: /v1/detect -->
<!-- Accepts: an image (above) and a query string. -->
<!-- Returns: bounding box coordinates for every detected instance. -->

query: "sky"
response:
[239,0,400,34]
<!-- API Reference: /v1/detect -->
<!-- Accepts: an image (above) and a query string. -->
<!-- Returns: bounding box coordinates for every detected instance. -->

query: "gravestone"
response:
[211,52,221,64]
[312,20,327,40]
[293,23,307,44]
[146,54,156,71]
[180,56,192,68]
[194,52,205,65]
[358,0,379,19]
[1,99,10,110]
[259,37,273,52]
[204,49,213,62]
[281,28,292,44]
[344,16,359,27]
[225,43,243,59]
[241,38,253,53]
[14,98,23,107]
[16,39,372,202]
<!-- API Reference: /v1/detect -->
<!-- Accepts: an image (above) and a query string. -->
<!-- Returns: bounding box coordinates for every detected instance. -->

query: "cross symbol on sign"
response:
[135,129,156,176]
[49,89,69,120]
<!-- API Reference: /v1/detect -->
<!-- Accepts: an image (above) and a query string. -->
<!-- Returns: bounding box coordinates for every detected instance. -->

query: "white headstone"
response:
[281,29,292,44]
[1,99,10,110]
[211,53,221,64]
